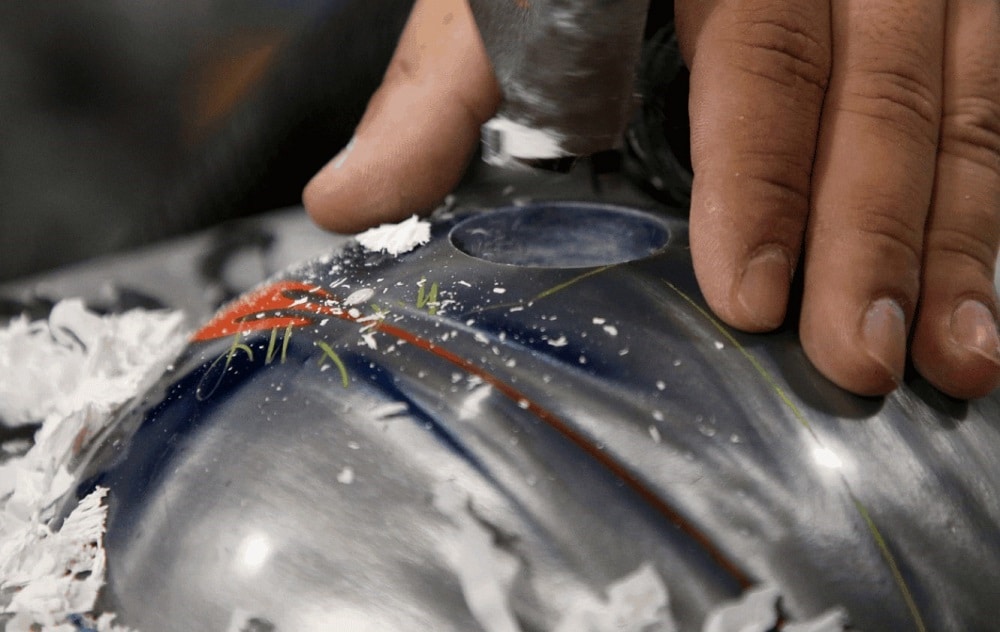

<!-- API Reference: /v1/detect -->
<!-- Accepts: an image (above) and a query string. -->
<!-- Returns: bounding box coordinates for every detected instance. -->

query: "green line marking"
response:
[664,281,810,431]
[854,498,927,632]
[474,264,616,314]
[664,279,927,632]
[531,265,615,302]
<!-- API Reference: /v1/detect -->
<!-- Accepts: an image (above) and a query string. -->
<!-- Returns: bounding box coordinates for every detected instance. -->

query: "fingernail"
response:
[862,298,907,384]
[737,246,791,330]
[332,136,357,169]
[951,299,1000,366]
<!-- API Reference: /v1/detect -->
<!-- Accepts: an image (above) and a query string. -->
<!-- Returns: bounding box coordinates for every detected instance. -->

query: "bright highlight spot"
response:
[812,446,844,469]
[236,532,272,576]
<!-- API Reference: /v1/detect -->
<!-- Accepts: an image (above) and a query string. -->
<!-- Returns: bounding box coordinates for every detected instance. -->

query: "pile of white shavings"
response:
[1,299,187,631]
[355,215,431,256]
[433,481,848,632]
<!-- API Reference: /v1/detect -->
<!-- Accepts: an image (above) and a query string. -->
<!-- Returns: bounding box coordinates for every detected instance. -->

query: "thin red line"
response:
[369,317,754,588]
[204,282,753,587]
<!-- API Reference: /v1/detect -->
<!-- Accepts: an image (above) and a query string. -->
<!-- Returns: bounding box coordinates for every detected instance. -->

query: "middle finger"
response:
[801,0,946,395]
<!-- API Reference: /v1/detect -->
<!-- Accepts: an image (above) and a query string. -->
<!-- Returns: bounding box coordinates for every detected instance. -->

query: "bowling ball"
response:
[74,199,1000,632]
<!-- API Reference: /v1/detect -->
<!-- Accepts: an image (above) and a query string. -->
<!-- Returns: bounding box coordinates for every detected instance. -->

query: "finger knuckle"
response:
[385,54,420,84]
[729,11,830,94]
[454,87,497,128]
[940,95,1000,173]
[925,225,998,278]
[741,157,812,209]
[845,62,940,143]
[854,205,925,269]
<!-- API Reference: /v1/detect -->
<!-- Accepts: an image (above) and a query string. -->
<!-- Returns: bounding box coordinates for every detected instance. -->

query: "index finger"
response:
[303,0,500,233]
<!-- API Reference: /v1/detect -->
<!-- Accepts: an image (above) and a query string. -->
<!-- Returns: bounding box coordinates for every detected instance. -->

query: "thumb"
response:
[303,0,500,233]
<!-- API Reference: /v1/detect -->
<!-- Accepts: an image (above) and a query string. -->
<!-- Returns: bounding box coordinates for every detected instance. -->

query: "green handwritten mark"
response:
[316,341,350,388]
[197,332,255,400]
[416,277,440,315]
[227,331,255,363]
[265,325,294,365]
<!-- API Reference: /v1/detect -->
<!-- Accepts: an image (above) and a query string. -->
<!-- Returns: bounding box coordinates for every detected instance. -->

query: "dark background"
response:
[0,1,682,283]
[0,0,412,281]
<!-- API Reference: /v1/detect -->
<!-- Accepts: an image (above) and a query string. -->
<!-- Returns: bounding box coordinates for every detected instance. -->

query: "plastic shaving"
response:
[0,299,186,428]
[552,564,676,632]
[369,402,409,422]
[1,300,187,631]
[702,585,779,632]
[783,608,848,632]
[337,466,355,485]
[355,215,431,255]
[2,488,110,631]
[432,482,522,632]
[432,482,847,632]
[702,585,847,632]
[343,288,375,306]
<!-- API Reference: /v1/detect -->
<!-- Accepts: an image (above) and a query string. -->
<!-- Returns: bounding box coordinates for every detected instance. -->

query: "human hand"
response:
[674,0,1000,398]
[303,0,1000,399]
[303,0,500,234]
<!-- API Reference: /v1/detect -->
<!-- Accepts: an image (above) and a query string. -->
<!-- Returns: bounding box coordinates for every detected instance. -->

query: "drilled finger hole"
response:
[449,203,670,268]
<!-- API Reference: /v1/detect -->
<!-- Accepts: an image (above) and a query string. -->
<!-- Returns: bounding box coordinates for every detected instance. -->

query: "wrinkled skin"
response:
[303,0,1000,399]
